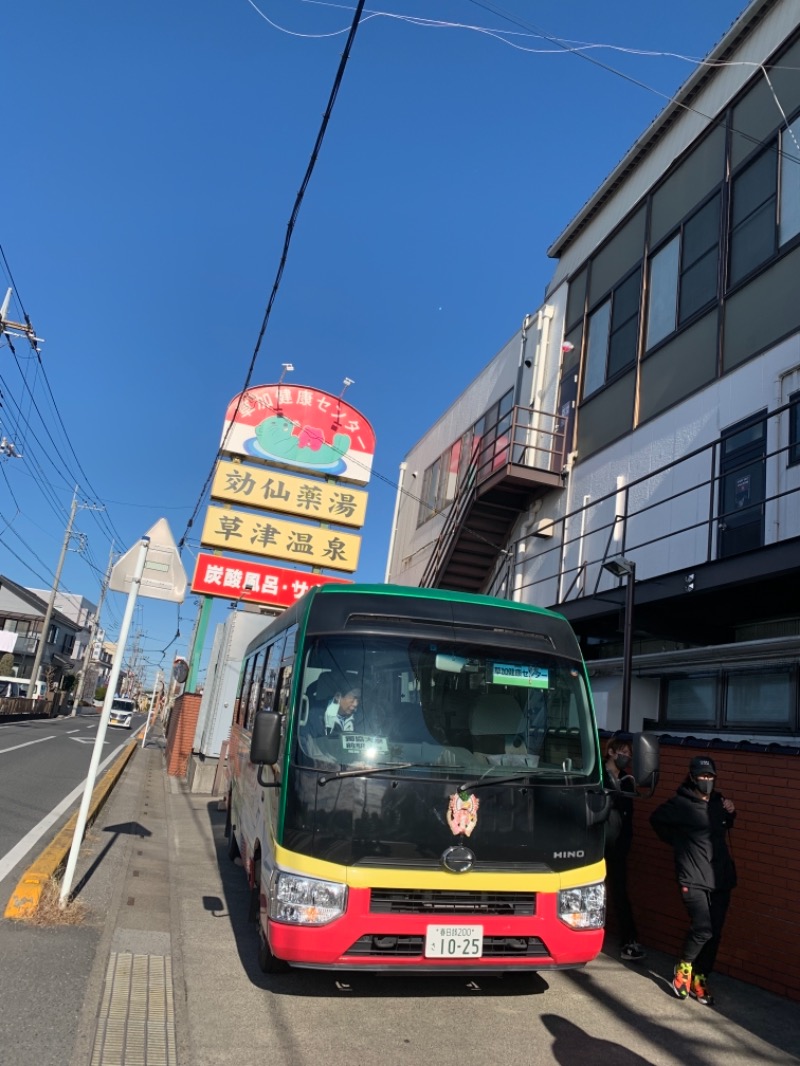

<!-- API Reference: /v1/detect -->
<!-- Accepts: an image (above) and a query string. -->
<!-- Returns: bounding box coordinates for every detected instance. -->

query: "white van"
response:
[0,675,46,699]
[0,675,28,698]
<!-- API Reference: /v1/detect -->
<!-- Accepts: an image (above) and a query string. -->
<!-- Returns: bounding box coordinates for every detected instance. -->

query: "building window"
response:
[779,116,800,245]
[729,148,777,285]
[789,390,800,465]
[584,268,641,398]
[725,670,792,727]
[663,676,716,724]
[646,193,721,350]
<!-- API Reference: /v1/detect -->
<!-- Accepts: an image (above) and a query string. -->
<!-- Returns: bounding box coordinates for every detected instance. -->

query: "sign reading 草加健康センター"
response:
[220,384,375,486]
[210,458,368,528]
[200,505,361,573]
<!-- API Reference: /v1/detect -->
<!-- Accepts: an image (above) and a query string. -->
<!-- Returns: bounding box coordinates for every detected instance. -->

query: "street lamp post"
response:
[602,557,636,733]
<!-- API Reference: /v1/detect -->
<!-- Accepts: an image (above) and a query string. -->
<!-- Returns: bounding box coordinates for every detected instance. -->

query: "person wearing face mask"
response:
[603,733,646,962]
[650,755,737,1006]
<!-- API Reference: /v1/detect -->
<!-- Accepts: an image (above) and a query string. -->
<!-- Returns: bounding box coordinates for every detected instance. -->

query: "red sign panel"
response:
[220,384,376,485]
[190,552,350,609]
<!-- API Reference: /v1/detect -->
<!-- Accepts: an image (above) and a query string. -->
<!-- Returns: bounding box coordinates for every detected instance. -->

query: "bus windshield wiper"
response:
[318,763,425,786]
[458,768,574,792]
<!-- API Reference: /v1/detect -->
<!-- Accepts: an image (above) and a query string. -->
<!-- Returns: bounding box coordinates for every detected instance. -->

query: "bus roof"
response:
[242,583,581,661]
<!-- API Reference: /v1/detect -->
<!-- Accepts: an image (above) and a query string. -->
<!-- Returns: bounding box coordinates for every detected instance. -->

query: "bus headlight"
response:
[269,872,347,925]
[558,882,605,929]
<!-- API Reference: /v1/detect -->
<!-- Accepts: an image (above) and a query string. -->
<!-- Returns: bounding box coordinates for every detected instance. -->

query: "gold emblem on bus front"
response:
[447,792,480,837]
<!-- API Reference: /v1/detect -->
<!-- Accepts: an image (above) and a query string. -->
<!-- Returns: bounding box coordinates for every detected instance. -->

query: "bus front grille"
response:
[343,935,548,958]
[369,890,536,916]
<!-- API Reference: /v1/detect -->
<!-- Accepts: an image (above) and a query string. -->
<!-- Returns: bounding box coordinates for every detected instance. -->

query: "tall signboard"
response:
[186,382,375,692]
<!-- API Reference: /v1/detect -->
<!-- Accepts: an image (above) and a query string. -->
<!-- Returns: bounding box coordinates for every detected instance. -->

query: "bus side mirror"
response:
[633,732,659,794]
[250,711,281,767]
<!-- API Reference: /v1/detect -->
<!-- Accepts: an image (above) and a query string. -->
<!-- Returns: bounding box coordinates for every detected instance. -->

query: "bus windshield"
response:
[294,634,596,780]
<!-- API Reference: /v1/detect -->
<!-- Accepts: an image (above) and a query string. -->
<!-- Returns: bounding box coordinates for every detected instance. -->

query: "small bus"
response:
[226,584,656,974]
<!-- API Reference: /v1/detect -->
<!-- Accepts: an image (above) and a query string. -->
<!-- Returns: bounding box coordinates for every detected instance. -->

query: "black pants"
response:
[605,849,637,945]
[679,886,731,976]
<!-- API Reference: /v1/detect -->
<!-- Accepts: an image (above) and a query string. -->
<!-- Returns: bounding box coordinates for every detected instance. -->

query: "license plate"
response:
[424,924,483,958]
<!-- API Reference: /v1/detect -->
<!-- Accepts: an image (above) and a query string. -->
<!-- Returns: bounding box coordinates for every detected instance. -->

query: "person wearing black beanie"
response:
[650,754,737,1005]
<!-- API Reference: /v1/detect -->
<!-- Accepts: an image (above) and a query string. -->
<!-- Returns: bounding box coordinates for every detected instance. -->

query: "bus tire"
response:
[257,917,289,974]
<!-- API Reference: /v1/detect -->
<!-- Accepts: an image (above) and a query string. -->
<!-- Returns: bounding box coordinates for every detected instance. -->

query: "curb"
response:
[3,738,140,920]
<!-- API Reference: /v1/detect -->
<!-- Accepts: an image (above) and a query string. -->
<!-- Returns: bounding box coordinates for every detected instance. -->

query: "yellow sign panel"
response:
[211,459,368,529]
[200,505,361,574]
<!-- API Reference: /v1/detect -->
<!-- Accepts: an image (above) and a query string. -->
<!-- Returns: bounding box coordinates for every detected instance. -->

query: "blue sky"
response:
[1,0,745,685]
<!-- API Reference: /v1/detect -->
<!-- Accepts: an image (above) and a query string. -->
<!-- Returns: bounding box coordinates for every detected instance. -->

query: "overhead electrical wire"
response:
[178,0,368,550]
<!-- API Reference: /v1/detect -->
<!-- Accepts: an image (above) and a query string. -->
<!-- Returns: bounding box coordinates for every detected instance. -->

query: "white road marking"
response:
[0,739,130,884]
[0,735,56,755]
[70,737,108,745]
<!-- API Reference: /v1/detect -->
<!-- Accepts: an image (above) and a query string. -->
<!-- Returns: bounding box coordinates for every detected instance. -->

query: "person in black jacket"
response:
[604,732,645,962]
[650,754,737,1005]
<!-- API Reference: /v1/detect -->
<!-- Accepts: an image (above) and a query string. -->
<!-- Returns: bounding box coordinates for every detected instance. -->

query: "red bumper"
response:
[267,887,603,970]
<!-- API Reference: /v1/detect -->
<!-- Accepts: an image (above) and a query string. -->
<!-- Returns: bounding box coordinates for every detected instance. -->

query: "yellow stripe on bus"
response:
[273,845,604,892]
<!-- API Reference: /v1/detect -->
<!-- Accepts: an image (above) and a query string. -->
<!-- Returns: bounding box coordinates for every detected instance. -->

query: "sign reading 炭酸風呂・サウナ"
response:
[220,384,375,486]
[200,505,361,573]
[190,553,350,608]
[210,458,368,528]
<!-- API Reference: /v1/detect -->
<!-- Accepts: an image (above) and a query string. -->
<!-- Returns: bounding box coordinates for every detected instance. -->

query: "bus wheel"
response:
[257,916,289,974]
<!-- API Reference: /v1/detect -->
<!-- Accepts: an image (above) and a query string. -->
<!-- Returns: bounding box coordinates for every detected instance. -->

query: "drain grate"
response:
[91,952,176,1066]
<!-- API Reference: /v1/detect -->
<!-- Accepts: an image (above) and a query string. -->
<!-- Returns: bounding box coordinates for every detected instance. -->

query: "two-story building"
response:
[0,576,86,692]
[388,0,800,742]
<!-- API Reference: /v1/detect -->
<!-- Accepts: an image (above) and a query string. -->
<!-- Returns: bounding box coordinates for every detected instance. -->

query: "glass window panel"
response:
[665,677,716,722]
[683,194,720,268]
[607,316,639,378]
[730,198,777,285]
[498,388,513,417]
[732,149,777,227]
[790,391,800,465]
[726,671,791,724]
[436,447,451,510]
[679,249,718,322]
[584,300,610,397]
[611,269,642,329]
[646,237,679,349]
[779,117,800,245]
[566,268,587,330]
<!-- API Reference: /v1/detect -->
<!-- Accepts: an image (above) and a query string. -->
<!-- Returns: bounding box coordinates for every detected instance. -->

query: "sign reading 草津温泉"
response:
[200,505,361,573]
[190,552,350,608]
[211,458,368,528]
[219,384,375,486]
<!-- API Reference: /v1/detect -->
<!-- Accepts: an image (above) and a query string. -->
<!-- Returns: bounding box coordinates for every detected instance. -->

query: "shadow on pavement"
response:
[71,821,153,897]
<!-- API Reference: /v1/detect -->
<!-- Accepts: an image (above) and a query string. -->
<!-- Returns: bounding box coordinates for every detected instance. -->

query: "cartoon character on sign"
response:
[249,415,350,475]
[447,792,480,837]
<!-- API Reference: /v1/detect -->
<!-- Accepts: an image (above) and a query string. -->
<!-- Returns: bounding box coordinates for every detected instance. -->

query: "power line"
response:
[178,0,368,550]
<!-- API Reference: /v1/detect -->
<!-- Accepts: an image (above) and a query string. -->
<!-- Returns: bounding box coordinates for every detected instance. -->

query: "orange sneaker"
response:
[672,961,692,999]
[690,972,714,1006]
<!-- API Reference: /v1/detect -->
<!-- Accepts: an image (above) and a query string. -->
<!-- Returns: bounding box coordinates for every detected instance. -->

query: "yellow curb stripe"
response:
[4,739,139,920]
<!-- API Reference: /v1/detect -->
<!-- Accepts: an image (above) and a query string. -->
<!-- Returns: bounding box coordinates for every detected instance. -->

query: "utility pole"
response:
[71,543,115,716]
[29,489,78,701]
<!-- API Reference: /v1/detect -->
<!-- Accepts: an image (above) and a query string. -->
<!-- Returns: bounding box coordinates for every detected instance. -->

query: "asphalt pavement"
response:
[3,725,800,1066]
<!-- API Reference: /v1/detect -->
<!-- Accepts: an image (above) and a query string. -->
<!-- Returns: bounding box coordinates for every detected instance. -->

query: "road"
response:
[0,707,144,891]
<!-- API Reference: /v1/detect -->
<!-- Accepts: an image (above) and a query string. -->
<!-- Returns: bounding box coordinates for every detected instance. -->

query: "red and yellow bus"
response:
[226,584,647,974]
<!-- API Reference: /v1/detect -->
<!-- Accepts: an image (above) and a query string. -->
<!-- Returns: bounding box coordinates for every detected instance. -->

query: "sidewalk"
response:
[67,735,800,1066]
